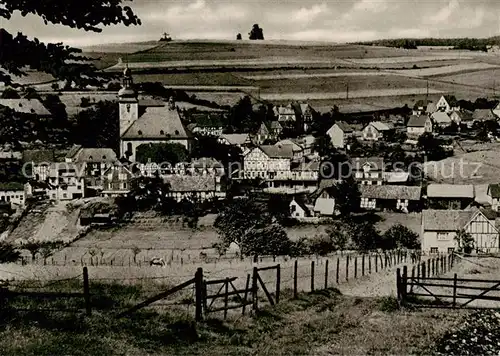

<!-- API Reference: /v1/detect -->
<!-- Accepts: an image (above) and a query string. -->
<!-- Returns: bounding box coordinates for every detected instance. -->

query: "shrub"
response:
[0,242,21,263]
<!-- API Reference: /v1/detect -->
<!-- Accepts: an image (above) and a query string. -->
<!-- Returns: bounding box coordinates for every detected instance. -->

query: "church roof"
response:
[121,106,191,140]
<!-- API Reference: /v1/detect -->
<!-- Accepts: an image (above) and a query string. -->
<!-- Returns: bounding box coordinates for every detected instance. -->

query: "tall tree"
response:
[73,100,119,150]
[326,176,361,216]
[248,24,264,40]
[0,1,140,86]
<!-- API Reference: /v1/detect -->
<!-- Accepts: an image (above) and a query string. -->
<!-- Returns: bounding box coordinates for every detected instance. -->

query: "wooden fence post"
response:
[402,265,408,300]
[427,259,430,277]
[223,278,229,320]
[252,267,258,311]
[293,260,298,299]
[276,264,281,304]
[242,274,250,315]
[83,266,91,316]
[195,267,203,322]
[375,254,378,273]
[311,261,315,291]
[362,255,365,277]
[431,259,435,276]
[452,273,458,308]
[346,255,349,282]
[324,260,329,289]
[421,262,426,279]
[336,258,340,284]
[396,268,401,301]
[354,256,358,279]
[369,254,372,274]
[411,266,415,293]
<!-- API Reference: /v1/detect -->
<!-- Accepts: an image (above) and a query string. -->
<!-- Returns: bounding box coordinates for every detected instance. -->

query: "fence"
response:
[395,253,500,309]
[1,249,423,321]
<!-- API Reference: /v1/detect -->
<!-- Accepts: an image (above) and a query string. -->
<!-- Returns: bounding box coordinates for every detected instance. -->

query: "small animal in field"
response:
[150,257,166,267]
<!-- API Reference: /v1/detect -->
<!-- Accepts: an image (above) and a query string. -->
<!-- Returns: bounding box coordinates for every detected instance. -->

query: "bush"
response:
[378,296,400,312]
[308,234,335,256]
[0,242,21,263]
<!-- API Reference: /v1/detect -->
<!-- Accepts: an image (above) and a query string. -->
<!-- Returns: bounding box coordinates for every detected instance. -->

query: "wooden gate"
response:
[203,275,252,319]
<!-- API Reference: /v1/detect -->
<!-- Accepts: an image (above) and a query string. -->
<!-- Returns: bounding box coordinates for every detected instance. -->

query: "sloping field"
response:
[260,88,444,101]
[80,41,160,54]
[347,54,474,64]
[388,62,499,77]
[423,149,500,185]
[438,68,500,88]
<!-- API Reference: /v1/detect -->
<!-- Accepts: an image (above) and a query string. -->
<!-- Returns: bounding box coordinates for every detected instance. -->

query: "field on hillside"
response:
[438,68,500,88]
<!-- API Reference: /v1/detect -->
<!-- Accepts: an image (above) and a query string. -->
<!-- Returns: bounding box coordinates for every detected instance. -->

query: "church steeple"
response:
[118,67,137,100]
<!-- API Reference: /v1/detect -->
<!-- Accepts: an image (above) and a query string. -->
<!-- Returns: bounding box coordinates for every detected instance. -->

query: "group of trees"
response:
[135,142,188,165]
[357,37,496,51]
[0,0,140,87]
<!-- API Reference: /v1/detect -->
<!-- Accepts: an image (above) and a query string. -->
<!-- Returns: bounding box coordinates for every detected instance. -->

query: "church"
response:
[118,68,193,162]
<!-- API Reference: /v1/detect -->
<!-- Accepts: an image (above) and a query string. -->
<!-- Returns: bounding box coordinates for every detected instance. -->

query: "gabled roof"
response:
[488,184,500,199]
[163,175,218,192]
[366,121,394,131]
[407,115,430,127]
[384,171,410,183]
[0,99,51,116]
[0,182,24,191]
[122,107,190,139]
[360,185,421,201]
[269,121,282,130]
[314,197,335,216]
[426,102,437,114]
[277,106,296,116]
[472,109,497,121]
[422,209,494,232]
[333,121,354,133]
[260,144,294,159]
[427,184,474,199]
[102,163,133,177]
[257,122,270,135]
[22,149,56,164]
[71,148,118,164]
[291,197,312,216]
[220,133,250,146]
[451,110,473,122]
[423,209,476,231]
[442,95,458,107]
[352,157,384,172]
[431,111,452,124]
[276,139,303,152]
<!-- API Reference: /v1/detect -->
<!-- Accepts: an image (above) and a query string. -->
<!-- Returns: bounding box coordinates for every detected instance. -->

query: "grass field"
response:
[0,278,469,356]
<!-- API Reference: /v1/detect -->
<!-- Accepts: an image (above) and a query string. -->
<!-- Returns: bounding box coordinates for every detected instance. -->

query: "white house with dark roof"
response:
[290,197,313,218]
[352,157,385,185]
[118,68,193,162]
[421,209,499,253]
[327,122,354,148]
[487,184,500,212]
[218,133,252,147]
[360,185,421,213]
[242,145,294,180]
[0,182,26,208]
[362,121,394,141]
[407,115,433,137]
[163,175,225,202]
[436,95,459,114]
[431,111,452,128]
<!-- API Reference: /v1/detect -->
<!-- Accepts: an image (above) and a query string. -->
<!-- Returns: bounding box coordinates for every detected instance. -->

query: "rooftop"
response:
[122,106,190,139]
[427,184,474,199]
[431,111,452,124]
[422,209,481,232]
[360,185,421,201]
[164,175,218,192]
[407,115,430,128]
[260,144,294,159]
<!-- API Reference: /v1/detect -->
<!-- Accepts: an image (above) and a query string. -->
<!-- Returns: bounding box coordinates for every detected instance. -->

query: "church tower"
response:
[118,67,138,136]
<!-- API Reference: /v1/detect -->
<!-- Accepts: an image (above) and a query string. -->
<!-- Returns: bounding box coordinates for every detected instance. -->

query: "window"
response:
[160,130,164,135]
[63,193,67,199]
[448,247,455,254]
[437,232,449,241]
[138,130,143,135]
[174,130,180,135]
[126,104,131,112]
[291,205,296,212]
[430,247,439,253]
[77,186,82,190]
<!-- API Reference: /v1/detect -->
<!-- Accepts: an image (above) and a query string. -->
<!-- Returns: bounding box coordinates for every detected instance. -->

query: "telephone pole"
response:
[425,80,429,105]
[346,82,349,100]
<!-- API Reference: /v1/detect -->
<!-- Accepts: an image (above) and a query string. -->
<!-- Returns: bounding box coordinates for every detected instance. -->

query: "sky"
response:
[2,0,500,47]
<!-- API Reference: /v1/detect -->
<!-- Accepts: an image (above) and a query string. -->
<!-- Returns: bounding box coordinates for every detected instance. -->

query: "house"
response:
[276,105,297,125]
[313,188,336,217]
[255,121,282,144]
[118,68,193,161]
[65,145,118,178]
[472,109,497,123]
[407,115,433,137]
[163,175,225,202]
[421,209,499,253]
[426,102,438,115]
[436,95,459,114]
[487,184,500,212]
[292,102,315,132]
[101,164,134,197]
[0,98,51,118]
[327,122,354,148]
[46,163,86,201]
[24,181,51,201]
[0,182,26,208]
[384,171,410,185]
[352,157,385,185]
[450,110,473,127]
[412,100,427,116]
[431,111,452,128]
[22,149,56,181]
[362,121,394,141]
[241,145,293,180]
[218,133,252,148]
[493,103,500,118]
[186,112,225,137]
[275,139,304,159]
[290,197,312,218]
[426,184,475,210]
[359,185,421,213]
[173,157,225,177]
